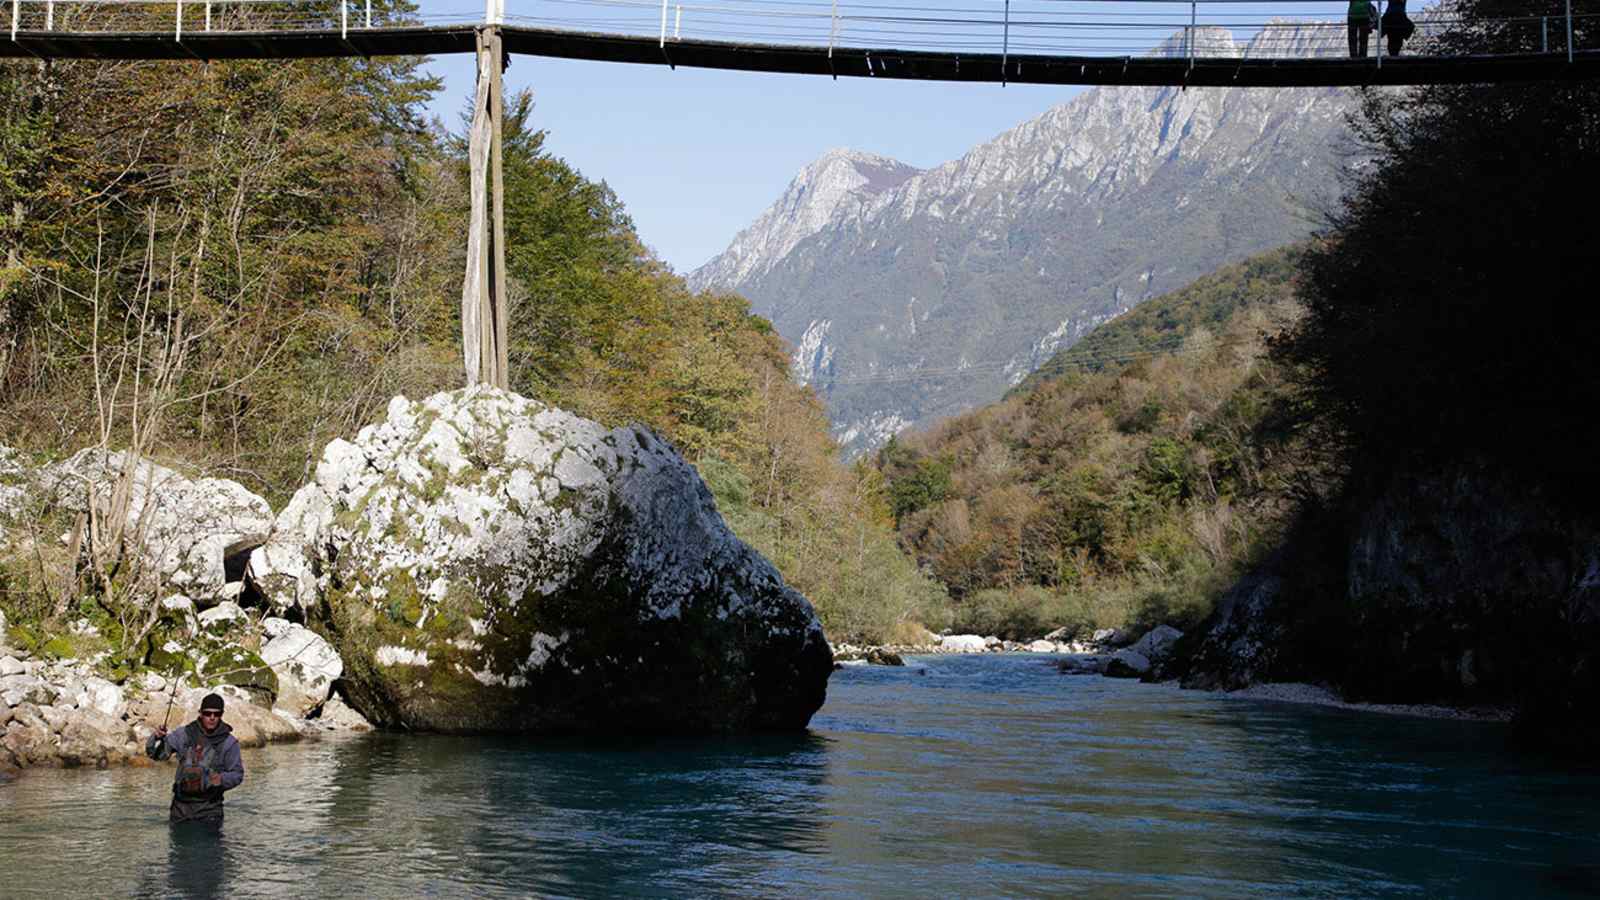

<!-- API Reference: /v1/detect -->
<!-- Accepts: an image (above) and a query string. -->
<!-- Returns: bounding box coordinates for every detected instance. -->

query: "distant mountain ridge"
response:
[690,149,923,291]
[691,22,1358,455]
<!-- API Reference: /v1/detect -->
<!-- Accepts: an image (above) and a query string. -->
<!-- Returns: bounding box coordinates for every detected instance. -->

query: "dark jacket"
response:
[1381,1,1415,39]
[146,719,245,821]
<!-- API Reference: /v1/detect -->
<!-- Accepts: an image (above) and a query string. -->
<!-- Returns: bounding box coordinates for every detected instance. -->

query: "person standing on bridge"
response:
[1382,0,1416,55]
[146,693,245,826]
[1348,0,1377,57]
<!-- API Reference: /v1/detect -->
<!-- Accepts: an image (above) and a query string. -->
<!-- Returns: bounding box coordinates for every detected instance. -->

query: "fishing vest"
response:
[173,723,223,799]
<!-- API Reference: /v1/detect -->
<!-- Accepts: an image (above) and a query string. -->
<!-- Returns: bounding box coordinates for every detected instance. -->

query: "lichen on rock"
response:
[255,386,832,733]
[34,448,271,605]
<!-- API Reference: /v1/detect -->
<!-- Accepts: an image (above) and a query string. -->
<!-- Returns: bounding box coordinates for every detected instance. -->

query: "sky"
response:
[419,52,1083,275]
[410,0,1358,274]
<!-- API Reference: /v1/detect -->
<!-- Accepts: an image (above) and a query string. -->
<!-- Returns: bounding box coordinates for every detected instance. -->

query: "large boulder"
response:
[248,485,329,614]
[254,387,832,734]
[259,618,343,717]
[38,449,272,604]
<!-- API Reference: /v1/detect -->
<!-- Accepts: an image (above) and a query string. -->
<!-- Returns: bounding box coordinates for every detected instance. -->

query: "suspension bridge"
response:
[4,0,1596,385]
[5,0,1599,84]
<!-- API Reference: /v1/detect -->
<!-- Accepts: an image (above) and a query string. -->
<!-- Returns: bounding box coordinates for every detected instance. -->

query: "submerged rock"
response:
[254,387,831,734]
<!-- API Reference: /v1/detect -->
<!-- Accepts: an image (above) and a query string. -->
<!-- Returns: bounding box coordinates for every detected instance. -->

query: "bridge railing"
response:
[6,0,1599,61]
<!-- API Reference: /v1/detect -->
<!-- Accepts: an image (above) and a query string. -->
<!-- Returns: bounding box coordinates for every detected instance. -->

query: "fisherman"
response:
[146,692,245,825]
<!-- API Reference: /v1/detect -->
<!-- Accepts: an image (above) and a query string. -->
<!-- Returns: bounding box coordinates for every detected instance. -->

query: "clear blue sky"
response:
[420,53,1083,275]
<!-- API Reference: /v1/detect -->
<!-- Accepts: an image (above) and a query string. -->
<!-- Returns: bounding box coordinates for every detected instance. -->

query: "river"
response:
[2,654,1597,898]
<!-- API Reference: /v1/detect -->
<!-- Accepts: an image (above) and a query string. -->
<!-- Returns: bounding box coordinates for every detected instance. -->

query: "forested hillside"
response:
[0,12,945,646]
[877,246,1306,639]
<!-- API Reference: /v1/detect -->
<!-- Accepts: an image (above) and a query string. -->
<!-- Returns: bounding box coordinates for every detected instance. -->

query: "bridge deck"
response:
[5,25,1599,86]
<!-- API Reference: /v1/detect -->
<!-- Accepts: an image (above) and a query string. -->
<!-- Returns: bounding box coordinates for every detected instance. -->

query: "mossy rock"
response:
[199,646,278,706]
[297,388,832,734]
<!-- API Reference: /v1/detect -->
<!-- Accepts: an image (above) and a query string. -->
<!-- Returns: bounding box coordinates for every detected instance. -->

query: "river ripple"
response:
[3,654,1598,898]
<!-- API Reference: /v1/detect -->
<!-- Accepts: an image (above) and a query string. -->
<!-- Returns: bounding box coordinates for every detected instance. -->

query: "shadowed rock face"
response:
[1166,460,1600,750]
[255,386,832,734]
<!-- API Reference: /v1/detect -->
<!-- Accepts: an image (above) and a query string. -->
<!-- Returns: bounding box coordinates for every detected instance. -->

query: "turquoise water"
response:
[3,654,1598,898]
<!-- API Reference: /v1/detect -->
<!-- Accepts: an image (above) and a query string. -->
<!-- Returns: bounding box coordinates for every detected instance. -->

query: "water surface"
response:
[3,654,1597,897]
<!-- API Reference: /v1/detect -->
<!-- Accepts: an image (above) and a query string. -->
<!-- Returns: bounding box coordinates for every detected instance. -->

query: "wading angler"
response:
[145,693,245,825]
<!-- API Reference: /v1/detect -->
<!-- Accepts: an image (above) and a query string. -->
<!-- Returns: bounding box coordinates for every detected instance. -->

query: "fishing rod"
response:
[158,668,184,737]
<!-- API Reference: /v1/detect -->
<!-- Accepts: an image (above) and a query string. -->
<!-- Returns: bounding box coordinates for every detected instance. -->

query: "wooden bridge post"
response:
[461,23,509,390]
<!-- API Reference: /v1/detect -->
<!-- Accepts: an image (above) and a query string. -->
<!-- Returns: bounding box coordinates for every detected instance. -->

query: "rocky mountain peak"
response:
[693,26,1358,456]
[687,148,920,290]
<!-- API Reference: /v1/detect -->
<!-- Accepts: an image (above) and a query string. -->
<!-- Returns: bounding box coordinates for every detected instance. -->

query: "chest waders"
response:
[170,724,226,823]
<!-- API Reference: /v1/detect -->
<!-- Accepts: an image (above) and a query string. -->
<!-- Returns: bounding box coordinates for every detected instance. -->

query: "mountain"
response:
[689,23,1357,455]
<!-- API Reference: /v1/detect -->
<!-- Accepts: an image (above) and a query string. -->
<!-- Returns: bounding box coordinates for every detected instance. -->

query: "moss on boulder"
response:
[260,387,831,734]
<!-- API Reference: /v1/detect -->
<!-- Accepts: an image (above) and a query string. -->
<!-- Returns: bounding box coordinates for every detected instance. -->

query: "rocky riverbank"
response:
[0,639,371,777]
[831,625,1186,679]
[1,386,833,772]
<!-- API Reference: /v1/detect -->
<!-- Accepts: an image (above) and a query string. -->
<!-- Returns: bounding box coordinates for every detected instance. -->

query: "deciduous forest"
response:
[0,5,944,649]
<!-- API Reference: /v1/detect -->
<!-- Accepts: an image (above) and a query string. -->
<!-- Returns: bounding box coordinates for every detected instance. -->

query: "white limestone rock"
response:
[314,695,372,732]
[940,634,989,653]
[37,449,271,604]
[0,656,23,678]
[0,673,56,708]
[273,386,831,733]
[259,618,343,718]
[248,483,332,613]
[160,594,199,636]
[197,601,248,632]
[75,677,123,718]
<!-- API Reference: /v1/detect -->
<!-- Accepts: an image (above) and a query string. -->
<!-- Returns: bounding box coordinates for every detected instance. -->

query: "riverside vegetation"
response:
[877,247,1305,643]
[0,0,947,698]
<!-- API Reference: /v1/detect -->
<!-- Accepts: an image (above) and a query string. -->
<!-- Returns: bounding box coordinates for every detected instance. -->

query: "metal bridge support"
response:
[461,24,509,389]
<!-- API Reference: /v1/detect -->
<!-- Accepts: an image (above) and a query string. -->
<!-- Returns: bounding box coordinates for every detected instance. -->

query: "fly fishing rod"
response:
[158,669,183,736]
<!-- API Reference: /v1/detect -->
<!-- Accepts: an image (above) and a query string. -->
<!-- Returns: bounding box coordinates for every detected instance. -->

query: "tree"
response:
[1273,11,1600,489]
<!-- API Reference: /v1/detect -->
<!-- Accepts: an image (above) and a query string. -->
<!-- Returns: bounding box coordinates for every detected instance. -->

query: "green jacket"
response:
[1348,0,1375,23]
